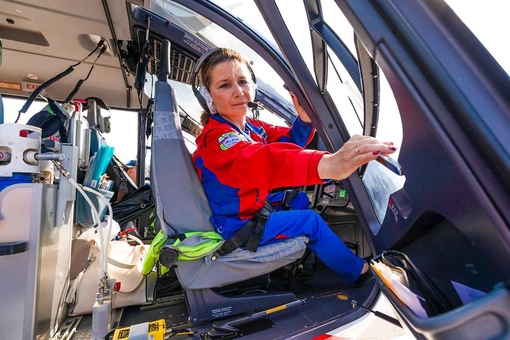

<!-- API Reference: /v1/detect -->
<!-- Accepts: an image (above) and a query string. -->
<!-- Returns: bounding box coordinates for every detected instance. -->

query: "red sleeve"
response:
[200,125,327,190]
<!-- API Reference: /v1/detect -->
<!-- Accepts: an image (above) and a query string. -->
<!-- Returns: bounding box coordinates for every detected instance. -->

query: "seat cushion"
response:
[175,236,308,289]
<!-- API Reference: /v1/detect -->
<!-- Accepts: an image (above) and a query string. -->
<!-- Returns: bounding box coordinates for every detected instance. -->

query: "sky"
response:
[446,0,509,74]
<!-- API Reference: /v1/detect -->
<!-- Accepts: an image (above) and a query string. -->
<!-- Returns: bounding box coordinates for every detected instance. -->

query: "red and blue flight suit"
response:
[192,114,364,283]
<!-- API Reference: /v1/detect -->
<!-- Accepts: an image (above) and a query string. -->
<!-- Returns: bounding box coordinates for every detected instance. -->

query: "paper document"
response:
[372,261,429,319]
[451,280,487,305]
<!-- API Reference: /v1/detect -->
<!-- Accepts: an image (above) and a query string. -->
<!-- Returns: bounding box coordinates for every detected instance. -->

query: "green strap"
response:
[142,230,168,275]
[172,231,224,260]
[142,230,225,275]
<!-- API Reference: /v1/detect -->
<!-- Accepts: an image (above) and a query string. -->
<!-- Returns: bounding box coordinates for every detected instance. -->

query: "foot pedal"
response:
[201,317,274,339]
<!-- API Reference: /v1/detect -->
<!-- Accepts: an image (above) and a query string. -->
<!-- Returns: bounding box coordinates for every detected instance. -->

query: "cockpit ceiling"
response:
[0,0,136,108]
[0,14,49,47]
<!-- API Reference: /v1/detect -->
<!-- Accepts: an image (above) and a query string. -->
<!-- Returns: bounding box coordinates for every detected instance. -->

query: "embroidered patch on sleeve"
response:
[218,132,242,150]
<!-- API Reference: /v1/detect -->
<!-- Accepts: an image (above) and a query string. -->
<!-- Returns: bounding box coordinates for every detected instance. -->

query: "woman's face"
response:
[208,60,255,119]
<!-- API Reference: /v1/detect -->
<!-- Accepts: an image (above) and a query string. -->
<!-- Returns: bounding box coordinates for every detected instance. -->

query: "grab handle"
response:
[0,241,28,256]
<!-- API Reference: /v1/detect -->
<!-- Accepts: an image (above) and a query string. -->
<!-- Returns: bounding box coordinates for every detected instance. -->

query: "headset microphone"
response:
[247,101,263,119]
[247,102,260,109]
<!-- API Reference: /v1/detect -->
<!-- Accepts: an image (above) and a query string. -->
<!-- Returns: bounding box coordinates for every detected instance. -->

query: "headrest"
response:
[26,98,68,141]
[26,110,62,138]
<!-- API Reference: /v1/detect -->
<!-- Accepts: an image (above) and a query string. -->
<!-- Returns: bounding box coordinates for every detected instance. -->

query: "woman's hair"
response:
[198,48,252,126]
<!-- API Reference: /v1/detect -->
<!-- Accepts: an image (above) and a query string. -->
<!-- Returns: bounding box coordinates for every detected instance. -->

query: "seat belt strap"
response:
[214,219,255,256]
[244,215,264,252]
[214,201,273,257]
[244,201,272,251]
[282,188,299,210]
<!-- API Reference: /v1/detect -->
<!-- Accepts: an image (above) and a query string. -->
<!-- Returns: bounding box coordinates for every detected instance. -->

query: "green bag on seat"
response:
[142,230,224,275]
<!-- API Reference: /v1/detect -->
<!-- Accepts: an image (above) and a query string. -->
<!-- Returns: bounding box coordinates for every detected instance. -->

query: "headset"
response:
[26,98,69,142]
[191,47,259,114]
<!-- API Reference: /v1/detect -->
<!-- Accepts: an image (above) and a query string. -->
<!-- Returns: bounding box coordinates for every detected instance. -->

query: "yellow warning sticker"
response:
[0,81,22,91]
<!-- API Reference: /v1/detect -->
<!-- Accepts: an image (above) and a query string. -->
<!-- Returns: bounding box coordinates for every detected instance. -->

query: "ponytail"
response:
[200,111,210,127]
[190,111,210,137]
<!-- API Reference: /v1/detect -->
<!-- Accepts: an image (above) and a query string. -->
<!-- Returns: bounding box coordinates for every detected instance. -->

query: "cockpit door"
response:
[255,0,510,338]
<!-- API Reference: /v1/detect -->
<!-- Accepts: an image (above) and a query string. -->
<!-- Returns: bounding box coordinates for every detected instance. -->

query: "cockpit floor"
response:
[66,265,374,339]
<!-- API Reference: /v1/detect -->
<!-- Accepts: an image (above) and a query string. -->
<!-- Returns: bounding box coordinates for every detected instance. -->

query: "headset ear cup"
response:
[198,86,217,114]
[192,48,223,114]
[193,85,210,113]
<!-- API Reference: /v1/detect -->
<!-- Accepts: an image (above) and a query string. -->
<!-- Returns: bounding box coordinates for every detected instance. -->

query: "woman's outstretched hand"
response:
[318,135,397,180]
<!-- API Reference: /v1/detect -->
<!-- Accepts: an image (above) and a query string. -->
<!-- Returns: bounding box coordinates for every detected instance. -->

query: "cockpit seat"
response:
[150,65,307,323]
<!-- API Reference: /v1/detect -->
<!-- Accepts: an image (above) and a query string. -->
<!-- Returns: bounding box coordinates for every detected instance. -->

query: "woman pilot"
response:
[191,47,397,284]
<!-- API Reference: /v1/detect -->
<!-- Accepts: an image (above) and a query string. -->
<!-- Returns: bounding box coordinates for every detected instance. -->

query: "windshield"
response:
[153,0,404,231]
[151,0,506,233]
[153,0,293,117]
[264,0,403,231]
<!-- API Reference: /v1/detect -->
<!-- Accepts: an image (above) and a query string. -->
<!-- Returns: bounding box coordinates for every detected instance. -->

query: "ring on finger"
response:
[355,147,360,154]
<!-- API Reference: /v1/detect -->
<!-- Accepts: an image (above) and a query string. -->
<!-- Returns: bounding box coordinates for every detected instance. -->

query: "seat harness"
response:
[147,189,301,271]
[214,200,273,257]
[214,188,300,257]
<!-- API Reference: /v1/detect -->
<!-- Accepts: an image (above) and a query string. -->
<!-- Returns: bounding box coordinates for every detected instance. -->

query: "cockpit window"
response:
[321,0,364,135]
[309,0,405,230]
[321,0,357,58]
[274,0,314,82]
[327,52,363,136]
[156,0,290,101]
[150,0,295,126]
[362,67,405,229]
[148,0,407,229]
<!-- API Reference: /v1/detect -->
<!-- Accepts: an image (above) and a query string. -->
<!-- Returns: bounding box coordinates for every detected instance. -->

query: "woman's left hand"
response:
[289,90,312,123]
